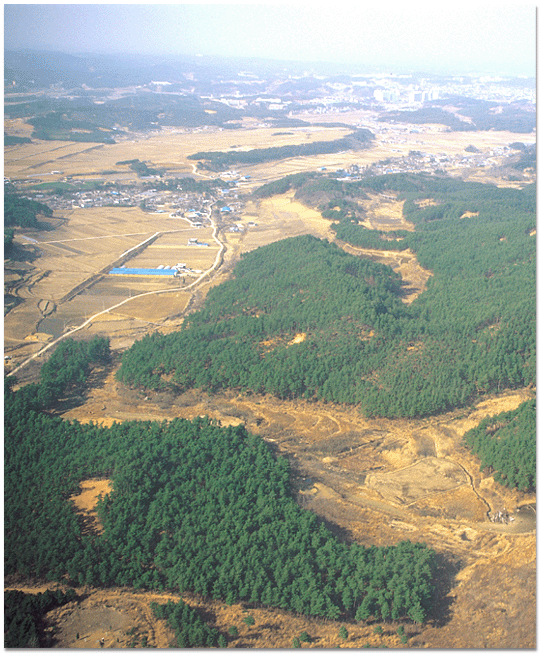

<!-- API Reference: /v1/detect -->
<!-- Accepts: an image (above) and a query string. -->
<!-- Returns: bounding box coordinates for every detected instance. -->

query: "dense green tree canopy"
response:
[4,192,53,228]
[464,399,536,491]
[118,173,535,418]
[4,589,77,648]
[5,340,437,625]
[188,130,373,171]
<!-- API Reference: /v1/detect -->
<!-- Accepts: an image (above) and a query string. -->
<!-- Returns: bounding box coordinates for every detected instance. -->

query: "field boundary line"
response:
[10,217,225,377]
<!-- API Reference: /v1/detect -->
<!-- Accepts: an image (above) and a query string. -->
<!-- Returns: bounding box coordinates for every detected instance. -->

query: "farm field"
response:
[6,113,535,191]
[4,203,218,362]
[4,111,536,649]
[4,119,351,182]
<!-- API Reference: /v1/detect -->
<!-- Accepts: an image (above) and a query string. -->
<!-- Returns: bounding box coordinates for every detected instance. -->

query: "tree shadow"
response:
[399,282,420,301]
[49,356,118,416]
[253,622,280,631]
[5,241,42,264]
[425,551,461,628]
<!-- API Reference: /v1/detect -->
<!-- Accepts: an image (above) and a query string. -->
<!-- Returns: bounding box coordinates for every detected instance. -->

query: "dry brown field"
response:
[4,204,220,362]
[4,115,535,648]
[5,113,534,190]
[5,119,350,182]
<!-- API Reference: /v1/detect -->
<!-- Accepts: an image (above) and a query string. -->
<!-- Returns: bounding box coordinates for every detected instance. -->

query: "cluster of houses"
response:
[23,183,219,221]
[327,141,526,182]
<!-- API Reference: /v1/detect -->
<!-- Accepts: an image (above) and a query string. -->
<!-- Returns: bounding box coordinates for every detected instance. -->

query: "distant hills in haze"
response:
[5,48,536,92]
[4,50,536,142]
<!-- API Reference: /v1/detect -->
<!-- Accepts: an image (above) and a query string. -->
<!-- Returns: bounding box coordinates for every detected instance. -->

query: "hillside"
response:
[118,173,536,419]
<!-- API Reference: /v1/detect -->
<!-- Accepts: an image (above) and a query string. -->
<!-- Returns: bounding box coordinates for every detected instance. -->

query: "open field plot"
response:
[365,457,468,506]
[6,123,352,182]
[4,140,109,179]
[109,290,191,324]
[35,206,174,245]
[17,206,177,293]
[294,109,535,166]
[198,120,533,189]
[226,149,386,191]
[39,280,191,334]
[4,204,219,362]
[394,128,534,156]
[4,117,35,138]
[300,108,534,150]
[136,123,351,165]
[239,192,334,253]
[358,194,410,231]
[129,227,218,272]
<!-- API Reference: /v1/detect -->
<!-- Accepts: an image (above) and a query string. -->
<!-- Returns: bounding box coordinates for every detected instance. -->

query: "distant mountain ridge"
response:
[4,49,367,91]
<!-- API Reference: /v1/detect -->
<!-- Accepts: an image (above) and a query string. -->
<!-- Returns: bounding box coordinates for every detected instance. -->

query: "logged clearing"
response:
[5,582,429,650]
[341,242,432,304]
[239,193,334,253]
[70,480,112,536]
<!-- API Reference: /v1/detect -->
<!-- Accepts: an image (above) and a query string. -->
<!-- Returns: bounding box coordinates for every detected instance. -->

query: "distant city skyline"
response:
[3,3,537,77]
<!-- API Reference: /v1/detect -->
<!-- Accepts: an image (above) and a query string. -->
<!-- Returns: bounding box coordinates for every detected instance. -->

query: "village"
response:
[8,127,532,223]
[333,138,531,181]
[8,175,249,230]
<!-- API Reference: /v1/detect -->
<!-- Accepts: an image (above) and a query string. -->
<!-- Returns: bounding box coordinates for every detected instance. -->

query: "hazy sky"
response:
[3,3,537,76]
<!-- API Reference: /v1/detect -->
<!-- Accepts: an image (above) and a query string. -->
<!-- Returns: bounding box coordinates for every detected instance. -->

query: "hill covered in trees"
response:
[378,98,535,134]
[4,191,53,253]
[5,338,438,627]
[4,589,77,648]
[118,173,535,419]
[4,190,53,228]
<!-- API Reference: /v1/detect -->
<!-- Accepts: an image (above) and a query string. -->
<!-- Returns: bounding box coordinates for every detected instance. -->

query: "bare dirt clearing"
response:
[239,193,334,254]
[7,581,424,649]
[70,479,112,536]
[340,242,431,304]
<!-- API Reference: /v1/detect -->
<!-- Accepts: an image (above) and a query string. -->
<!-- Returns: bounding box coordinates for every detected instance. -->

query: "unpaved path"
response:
[340,242,432,303]
[11,375,534,649]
